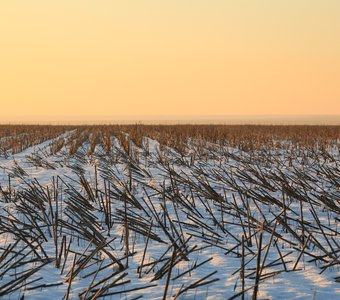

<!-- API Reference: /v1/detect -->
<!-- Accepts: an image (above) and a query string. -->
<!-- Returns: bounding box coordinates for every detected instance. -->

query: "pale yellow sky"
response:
[0,1,339,121]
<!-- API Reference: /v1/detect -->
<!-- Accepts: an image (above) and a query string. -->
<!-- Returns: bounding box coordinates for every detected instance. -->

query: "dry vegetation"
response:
[0,124,340,299]
[0,125,74,157]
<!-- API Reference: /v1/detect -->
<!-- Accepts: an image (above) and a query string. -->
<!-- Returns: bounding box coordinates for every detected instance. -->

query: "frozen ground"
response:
[0,131,339,299]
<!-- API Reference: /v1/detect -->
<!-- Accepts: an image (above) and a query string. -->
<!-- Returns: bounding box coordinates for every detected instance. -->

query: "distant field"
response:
[0,125,339,299]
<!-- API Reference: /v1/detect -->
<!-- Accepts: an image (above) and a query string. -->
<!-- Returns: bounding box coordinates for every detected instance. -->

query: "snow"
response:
[0,131,339,299]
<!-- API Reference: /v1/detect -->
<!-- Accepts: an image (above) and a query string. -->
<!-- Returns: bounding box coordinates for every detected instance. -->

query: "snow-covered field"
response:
[0,127,339,299]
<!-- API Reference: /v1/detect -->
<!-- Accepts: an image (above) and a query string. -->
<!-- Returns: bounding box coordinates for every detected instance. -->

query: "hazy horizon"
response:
[1,114,340,125]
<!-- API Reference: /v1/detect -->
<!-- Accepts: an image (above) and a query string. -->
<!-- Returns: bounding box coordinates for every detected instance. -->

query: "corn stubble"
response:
[0,124,339,299]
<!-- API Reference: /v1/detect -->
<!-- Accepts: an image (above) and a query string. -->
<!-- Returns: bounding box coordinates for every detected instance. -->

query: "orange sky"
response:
[0,1,339,121]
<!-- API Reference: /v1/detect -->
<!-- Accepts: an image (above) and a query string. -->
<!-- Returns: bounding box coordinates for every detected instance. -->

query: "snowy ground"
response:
[0,131,339,299]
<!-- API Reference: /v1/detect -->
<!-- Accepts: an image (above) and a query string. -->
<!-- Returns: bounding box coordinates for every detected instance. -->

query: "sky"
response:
[0,1,339,122]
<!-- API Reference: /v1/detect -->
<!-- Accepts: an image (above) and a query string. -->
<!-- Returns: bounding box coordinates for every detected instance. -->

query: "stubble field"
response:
[0,124,339,299]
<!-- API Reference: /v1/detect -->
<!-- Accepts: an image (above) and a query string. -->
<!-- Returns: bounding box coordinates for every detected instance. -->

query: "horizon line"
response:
[1,114,340,126]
